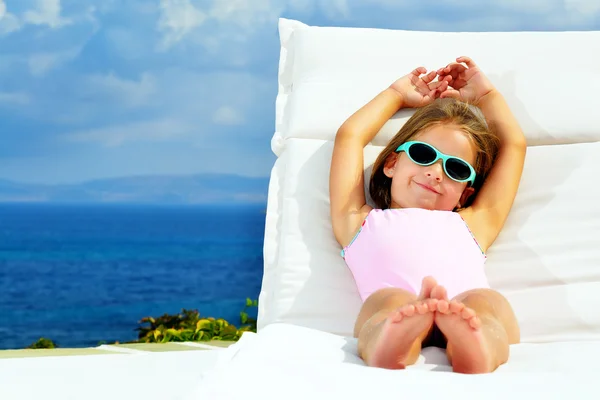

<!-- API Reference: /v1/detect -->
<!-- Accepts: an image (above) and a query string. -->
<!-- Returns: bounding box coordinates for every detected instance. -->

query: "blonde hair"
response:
[369,98,499,209]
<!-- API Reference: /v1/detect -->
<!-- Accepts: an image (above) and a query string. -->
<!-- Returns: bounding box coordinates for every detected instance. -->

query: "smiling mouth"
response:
[416,182,440,194]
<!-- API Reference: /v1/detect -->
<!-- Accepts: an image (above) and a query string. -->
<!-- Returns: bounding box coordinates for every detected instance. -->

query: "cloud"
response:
[155,0,354,52]
[23,0,71,28]
[0,92,30,105]
[564,0,600,13]
[0,0,21,35]
[157,0,206,50]
[209,0,283,29]
[62,118,194,147]
[323,0,350,18]
[213,106,245,125]
[362,0,600,25]
[28,46,82,77]
[86,72,157,108]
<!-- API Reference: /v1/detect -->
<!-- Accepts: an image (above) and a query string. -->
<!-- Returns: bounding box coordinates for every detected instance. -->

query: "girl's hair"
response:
[369,97,500,209]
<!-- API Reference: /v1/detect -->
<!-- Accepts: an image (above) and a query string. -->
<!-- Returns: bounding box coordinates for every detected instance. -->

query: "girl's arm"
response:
[467,90,527,250]
[330,68,447,247]
[330,88,403,247]
[438,57,526,251]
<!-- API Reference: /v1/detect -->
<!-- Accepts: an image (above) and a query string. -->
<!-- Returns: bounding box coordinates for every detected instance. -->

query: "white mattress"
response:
[196,324,599,399]
[0,350,222,400]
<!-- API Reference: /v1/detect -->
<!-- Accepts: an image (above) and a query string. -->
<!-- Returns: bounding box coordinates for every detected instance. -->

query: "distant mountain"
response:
[0,174,270,204]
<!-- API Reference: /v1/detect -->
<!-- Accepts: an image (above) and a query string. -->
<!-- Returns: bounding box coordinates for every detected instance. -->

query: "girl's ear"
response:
[383,153,398,178]
[458,186,475,209]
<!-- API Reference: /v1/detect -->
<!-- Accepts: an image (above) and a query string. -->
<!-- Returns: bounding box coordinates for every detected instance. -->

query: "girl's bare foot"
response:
[364,299,438,369]
[418,276,437,300]
[430,283,448,301]
[435,300,506,374]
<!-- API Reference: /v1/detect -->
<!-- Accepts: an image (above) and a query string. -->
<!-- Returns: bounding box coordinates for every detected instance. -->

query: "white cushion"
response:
[259,18,600,344]
[259,138,600,343]
[199,324,600,398]
[273,19,600,156]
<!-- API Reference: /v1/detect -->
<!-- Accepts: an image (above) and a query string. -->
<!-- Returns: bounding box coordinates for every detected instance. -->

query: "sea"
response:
[0,203,265,350]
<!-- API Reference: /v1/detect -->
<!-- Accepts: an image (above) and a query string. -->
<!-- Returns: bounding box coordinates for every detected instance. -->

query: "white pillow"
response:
[258,139,600,343]
[273,19,600,156]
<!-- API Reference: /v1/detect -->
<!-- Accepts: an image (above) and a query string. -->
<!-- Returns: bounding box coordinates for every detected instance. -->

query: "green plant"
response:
[240,298,258,329]
[27,338,57,349]
[135,298,259,344]
[21,298,259,349]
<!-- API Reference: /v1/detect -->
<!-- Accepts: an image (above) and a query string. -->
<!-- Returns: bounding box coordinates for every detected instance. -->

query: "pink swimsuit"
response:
[341,208,489,301]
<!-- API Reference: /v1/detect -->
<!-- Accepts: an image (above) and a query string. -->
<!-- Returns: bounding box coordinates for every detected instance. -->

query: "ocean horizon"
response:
[0,202,265,350]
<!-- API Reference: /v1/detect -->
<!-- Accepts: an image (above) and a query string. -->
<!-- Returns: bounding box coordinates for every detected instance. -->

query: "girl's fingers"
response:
[428,80,448,92]
[440,89,461,100]
[446,63,467,74]
[412,66,427,76]
[421,70,437,84]
[456,56,476,68]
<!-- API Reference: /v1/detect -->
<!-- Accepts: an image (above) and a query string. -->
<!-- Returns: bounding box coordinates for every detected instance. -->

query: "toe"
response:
[468,316,481,330]
[415,302,429,314]
[402,304,416,317]
[449,301,466,314]
[436,300,450,314]
[418,276,437,299]
[425,298,439,311]
[461,307,476,320]
[390,310,404,323]
[431,285,448,301]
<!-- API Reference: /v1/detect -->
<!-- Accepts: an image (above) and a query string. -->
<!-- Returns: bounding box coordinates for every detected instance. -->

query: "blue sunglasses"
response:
[395,141,476,185]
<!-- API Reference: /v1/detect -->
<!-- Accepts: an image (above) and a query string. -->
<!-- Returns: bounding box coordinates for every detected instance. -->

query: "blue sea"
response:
[0,203,265,350]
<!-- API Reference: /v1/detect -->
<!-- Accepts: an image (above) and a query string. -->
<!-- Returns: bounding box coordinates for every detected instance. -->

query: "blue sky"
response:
[1,1,599,184]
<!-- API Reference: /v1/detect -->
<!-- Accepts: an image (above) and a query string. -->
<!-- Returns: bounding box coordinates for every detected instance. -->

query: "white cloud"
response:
[564,0,600,14]
[28,47,81,77]
[23,0,71,28]
[288,0,314,13]
[0,91,30,105]
[323,0,350,18]
[213,106,245,125]
[86,72,157,108]
[62,118,194,147]
[153,0,361,52]
[157,0,206,50]
[209,0,283,29]
[365,0,600,20]
[0,0,21,35]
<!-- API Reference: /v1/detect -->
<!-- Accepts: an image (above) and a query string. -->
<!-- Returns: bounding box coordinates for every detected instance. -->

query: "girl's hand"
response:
[389,67,450,108]
[436,56,496,104]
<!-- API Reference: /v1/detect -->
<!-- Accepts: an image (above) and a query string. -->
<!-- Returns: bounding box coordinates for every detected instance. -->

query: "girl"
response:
[330,57,526,374]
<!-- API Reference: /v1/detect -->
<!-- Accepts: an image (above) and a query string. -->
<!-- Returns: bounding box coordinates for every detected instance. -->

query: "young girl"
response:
[330,56,526,374]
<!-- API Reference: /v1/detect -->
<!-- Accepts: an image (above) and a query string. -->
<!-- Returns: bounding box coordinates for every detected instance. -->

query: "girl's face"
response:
[384,123,477,211]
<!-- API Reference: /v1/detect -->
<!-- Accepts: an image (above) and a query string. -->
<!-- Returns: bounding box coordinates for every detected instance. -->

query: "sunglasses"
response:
[395,141,476,185]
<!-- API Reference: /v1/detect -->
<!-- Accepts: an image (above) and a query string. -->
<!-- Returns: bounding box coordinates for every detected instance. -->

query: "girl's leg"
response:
[355,277,438,369]
[432,287,520,374]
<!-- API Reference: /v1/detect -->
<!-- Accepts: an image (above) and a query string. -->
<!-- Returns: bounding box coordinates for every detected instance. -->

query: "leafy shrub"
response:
[22,298,259,348]
[134,298,258,343]
[27,338,57,349]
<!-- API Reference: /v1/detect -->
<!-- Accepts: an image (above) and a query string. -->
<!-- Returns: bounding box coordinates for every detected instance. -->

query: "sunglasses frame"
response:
[395,141,476,185]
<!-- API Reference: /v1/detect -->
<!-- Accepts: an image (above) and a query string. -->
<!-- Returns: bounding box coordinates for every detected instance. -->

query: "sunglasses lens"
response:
[446,158,471,181]
[408,143,437,164]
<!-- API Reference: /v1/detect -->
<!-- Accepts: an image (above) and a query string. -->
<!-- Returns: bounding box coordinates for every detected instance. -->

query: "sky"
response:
[0,1,599,185]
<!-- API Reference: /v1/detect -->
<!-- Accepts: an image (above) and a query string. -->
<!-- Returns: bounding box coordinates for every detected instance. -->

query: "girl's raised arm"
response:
[330,68,446,247]
[439,57,527,250]
[468,90,526,249]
